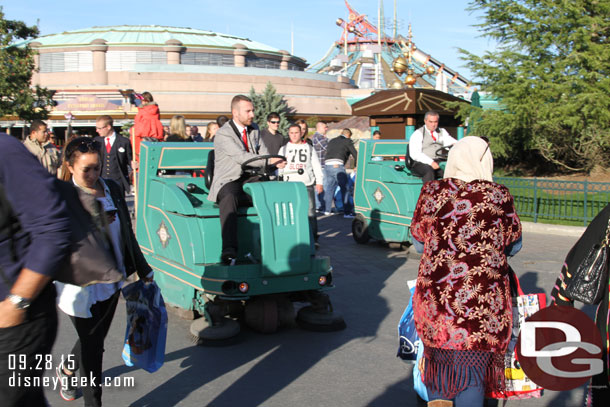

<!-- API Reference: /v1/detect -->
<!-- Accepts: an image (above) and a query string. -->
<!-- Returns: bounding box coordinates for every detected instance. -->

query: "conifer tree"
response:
[249,82,292,135]
[456,0,610,172]
[0,8,55,122]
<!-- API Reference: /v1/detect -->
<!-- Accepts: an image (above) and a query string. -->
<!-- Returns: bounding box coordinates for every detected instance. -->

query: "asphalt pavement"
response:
[42,212,590,407]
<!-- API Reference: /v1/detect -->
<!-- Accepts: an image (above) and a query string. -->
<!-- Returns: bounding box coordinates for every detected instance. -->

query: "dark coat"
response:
[0,134,71,299]
[104,178,151,279]
[95,134,132,194]
[552,203,610,403]
[325,135,358,166]
[165,134,192,142]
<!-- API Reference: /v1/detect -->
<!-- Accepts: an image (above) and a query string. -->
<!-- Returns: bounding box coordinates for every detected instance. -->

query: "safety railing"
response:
[494,177,610,226]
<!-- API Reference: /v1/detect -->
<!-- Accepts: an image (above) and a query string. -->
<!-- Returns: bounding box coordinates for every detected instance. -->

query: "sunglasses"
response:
[480,137,490,161]
[269,120,280,124]
[65,138,101,160]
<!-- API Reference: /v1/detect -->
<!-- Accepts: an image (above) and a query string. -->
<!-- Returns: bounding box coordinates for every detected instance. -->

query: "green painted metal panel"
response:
[457,126,465,140]
[353,140,423,243]
[243,182,312,277]
[405,125,415,140]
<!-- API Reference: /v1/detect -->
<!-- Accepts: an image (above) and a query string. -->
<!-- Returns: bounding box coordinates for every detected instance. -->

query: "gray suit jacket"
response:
[208,121,269,202]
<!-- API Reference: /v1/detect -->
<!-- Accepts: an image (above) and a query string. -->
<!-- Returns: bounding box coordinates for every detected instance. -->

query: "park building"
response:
[3,25,357,138]
[3,2,495,141]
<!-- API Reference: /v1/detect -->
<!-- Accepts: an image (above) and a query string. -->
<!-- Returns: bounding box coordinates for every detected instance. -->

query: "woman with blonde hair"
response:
[205,122,219,142]
[410,136,522,407]
[166,115,191,142]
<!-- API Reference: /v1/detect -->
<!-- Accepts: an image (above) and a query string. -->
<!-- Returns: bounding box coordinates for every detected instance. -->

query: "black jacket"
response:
[95,134,132,193]
[165,134,192,142]
[325,136,357,166]
[105,179,151,279]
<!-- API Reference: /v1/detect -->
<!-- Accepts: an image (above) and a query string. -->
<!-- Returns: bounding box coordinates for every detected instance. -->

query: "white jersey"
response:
[279,142,324,187]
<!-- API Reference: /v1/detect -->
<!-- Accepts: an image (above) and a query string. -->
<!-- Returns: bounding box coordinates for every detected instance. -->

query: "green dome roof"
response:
[21,25,283,54]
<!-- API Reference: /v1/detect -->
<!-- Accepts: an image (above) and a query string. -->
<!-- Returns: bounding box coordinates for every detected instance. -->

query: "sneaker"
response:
[343,213,355,219]
[323,212,332,216]
[56,363,77,401]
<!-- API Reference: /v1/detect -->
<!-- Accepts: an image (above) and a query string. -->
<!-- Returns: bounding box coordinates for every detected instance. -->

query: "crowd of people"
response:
[2,92,609,407]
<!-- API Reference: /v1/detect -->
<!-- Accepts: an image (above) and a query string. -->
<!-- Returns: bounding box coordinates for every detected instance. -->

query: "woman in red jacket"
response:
[133,91,164,162]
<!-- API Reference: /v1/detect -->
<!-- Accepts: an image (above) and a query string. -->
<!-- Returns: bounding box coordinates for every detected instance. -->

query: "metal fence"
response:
[494,177,610,226]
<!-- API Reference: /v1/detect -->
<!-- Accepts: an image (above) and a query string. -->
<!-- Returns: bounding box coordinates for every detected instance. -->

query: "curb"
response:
[522,221,586,237]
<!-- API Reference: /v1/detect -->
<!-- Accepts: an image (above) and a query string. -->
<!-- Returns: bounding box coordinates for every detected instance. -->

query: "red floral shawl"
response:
[411,178,521,353]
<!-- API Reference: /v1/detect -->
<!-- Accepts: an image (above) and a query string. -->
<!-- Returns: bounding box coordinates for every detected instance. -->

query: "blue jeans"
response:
[323,164,352,214]
[315,188,324,211]
[427,353,490,407]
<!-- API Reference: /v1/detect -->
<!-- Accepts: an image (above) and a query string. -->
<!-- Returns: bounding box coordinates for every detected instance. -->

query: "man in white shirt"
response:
[279,124,324,242]
[408,111,457,183]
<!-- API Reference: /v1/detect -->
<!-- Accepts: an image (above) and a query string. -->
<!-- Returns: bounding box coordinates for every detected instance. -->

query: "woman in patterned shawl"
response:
[411,136,522,407]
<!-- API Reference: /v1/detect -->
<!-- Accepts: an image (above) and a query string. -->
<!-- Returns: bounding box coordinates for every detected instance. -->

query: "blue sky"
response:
[2,0,495,79]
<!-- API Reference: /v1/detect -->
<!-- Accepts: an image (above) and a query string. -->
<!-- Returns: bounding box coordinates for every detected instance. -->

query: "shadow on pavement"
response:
[123,214,413,407]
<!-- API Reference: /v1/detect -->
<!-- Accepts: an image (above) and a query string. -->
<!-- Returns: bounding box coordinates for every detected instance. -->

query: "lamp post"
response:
[64,112,74,142]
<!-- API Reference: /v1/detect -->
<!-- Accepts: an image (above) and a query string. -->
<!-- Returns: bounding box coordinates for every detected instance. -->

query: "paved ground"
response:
[41,213,591,407]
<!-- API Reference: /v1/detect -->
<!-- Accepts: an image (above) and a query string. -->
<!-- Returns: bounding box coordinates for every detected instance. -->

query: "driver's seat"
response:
[205,150,215,190]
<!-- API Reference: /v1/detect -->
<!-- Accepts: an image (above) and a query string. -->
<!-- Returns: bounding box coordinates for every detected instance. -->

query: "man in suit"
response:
[94,115,132,195]
[208,95,286,265]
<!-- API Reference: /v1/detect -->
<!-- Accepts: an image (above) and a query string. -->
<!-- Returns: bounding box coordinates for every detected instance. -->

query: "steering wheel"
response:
[241,154,287,180]
[435,146,452,162]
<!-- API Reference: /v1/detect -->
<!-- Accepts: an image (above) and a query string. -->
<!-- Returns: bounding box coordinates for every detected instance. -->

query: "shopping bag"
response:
[487,269,545,399]
[397,280,420,363]
[413,339,429,401]
[121,280,168,373]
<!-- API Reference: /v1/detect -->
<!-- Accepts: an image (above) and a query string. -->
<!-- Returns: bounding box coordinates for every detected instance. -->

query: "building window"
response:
[288,62,304,71]
[106,51,166,71]
[246,56,280,69]
[181,52,234,67]
[39,52,93,73]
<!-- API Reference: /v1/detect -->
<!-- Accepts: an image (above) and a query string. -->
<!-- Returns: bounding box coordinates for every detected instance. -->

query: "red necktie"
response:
[430,130,437,142]
[106,138,111,153]
[242,128,249,152]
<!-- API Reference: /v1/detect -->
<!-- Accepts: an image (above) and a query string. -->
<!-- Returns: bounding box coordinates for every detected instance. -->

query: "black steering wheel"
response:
[435,145,452,162]
[241,154,287,180]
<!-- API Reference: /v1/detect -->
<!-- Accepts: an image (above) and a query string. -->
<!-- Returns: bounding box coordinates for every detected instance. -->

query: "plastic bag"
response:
[486,270,545,399]
[413,338,429,401]
[121,280,167,373]
[397,280,420,363]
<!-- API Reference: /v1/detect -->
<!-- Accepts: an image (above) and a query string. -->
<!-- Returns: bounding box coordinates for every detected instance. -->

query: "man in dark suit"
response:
[94,115,132,195]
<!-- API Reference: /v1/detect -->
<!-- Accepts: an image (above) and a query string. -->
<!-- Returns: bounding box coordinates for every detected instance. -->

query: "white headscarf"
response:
[443,136,493,182]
